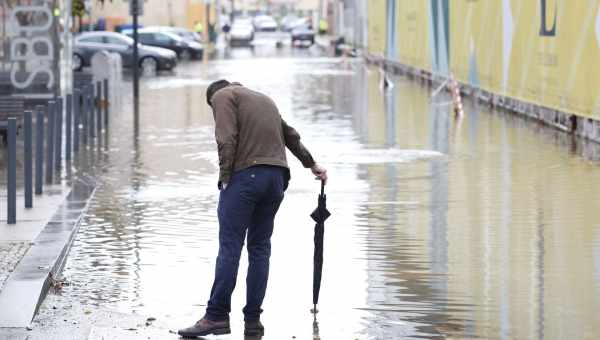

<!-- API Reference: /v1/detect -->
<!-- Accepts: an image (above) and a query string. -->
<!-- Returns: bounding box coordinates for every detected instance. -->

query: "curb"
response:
[0,178,96,328]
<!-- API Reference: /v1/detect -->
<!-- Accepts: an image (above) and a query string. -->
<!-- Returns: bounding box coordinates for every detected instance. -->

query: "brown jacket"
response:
[211,84,315,186]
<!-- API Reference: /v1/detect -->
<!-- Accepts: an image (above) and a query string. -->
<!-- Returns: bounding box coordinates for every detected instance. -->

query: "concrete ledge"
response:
[0,180,96,327]
[366,54,600,144]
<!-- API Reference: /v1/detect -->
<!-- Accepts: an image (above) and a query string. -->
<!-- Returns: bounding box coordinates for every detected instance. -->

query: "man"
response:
[178,80,328,337]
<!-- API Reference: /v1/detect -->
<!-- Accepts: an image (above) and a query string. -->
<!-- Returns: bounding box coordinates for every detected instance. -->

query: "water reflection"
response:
[58,52,600,340]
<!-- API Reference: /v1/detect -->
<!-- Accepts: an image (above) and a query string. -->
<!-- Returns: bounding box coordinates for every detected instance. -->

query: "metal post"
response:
[133,4,140,118]
[89,84,96,138]
[104,78,109,127]
[7,118,17,224]
[46,101,55,184]
[24,111,33,208]
[82,87,88,145]
[66,94,72,160]
[55,97,63,170]
[96,81,102,137]
[73,90,80,152]
[35,108,44,195]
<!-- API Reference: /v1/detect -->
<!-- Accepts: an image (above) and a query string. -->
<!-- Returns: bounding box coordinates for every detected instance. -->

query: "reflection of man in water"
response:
[178,80,328,338]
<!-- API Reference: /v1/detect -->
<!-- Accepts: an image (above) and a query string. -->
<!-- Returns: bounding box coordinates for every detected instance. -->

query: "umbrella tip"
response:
[311,305,319,314]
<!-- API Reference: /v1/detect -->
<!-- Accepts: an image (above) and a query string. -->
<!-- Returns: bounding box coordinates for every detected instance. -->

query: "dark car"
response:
[124,29,203,60]
[291,25,315,45]
[73,32,177,73]
[149,26,202,43]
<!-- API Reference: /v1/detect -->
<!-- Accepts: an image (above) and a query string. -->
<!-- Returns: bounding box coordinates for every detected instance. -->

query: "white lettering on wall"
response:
[8,3,55,91]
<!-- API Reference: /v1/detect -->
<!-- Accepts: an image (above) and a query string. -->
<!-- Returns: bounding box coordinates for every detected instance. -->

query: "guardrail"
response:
[4,79,111,224]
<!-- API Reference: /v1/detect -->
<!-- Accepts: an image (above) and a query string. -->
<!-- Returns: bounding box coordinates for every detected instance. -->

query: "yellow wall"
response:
[449,1,503,93]
[396,1,433,73]
[367,0,386,55]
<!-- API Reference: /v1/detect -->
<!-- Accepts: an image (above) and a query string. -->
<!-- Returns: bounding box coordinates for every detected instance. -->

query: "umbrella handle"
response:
[320,179,325,196]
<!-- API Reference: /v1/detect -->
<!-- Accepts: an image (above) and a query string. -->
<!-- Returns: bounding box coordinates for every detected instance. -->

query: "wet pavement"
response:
[8,33,600,339]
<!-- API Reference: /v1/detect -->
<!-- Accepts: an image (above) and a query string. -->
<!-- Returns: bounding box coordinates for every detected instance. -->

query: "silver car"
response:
[73,31,178,73]
[229,22,255,46]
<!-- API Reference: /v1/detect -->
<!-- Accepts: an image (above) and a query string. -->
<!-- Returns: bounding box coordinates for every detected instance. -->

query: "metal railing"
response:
[4,79,111,224]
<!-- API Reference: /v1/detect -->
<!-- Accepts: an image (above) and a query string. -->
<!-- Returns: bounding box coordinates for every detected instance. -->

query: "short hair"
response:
[206,79,231,106]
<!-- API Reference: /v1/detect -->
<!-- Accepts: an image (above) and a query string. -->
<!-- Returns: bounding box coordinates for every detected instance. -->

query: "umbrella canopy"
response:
[311,180,331,313]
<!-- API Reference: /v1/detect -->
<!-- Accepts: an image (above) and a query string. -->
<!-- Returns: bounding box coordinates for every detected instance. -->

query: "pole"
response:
[89,84,95,138]
[96,81,102,138]
[203,1,210,63]
[7,118,17,224]
[24,111,33,208]
[66,94,72,161]
[55,97,63,170]
[35,108,44,195]
[73,90,80,152]
[82,87,88,145]
[46,101,55,184]
[103,78,109,127]
[133,2,140,120]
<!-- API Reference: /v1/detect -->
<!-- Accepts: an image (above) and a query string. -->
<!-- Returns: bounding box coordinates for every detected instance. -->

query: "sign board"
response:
[130,0,144,16]
[0,0,62,98]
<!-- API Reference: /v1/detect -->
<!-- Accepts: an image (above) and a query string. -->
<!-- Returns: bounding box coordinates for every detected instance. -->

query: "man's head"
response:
[206,79,231,107]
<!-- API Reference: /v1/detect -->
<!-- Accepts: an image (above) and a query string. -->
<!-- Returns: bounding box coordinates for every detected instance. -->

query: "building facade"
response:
[89,0,217,32]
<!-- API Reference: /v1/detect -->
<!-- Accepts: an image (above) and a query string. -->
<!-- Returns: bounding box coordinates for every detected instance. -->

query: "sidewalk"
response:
[0,179,95,327]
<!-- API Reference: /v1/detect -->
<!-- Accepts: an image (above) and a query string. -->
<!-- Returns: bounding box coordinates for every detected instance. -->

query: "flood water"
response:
[61,40,600,339]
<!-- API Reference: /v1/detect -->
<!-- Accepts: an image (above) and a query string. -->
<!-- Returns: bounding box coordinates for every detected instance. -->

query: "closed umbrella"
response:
[311,180,330,313]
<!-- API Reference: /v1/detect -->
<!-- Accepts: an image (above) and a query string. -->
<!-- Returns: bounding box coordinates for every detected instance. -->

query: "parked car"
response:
[285,17,310,32]
[124,29,203,60]
[147,26,202,43]
[280,15,299,32]
[229,21,255,46]
[253,15,278,32]
[73,32,177,73]
[291,25,315,45]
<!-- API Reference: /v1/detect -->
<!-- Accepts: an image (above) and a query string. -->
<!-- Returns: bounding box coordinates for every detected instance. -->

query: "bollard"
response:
[103,78,109,127]
[66,94,72,160]
[96,81,102,138]
[73,90,80,152]
[82,87,88,145]
[35,108,44,195]
[46,101,55,184]
[24,111,33,208]
[55,97,63,170]
[7,118,17,224]
[89,84,96,138]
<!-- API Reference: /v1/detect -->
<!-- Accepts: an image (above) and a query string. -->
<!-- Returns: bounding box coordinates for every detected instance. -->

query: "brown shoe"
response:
[244,319,264,336]
[178,317,231,338]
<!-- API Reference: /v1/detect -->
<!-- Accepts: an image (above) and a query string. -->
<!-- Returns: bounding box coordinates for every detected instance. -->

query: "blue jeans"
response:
[205,165,286,321]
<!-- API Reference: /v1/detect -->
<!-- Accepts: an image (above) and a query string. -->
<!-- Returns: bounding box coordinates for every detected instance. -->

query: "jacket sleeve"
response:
[213,91,238,186]
[282,119,316,168]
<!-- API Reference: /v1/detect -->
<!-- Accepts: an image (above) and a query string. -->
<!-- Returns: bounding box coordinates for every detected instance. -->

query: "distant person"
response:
[178,80,328,337]
[319,18,328,35]
[222,22,231,43]
[194,21,204,35]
